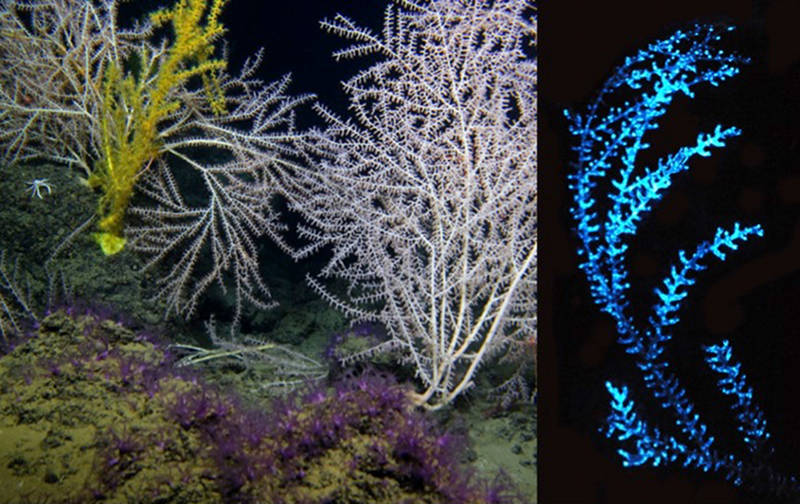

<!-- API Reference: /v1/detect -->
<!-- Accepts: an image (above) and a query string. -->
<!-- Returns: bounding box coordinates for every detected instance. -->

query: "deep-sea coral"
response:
[0,249,36,344]
[248,371,506,503]
[0,0,310,322]
[287,0,537,410]
[567,23,799,499]
[0,308,519,503]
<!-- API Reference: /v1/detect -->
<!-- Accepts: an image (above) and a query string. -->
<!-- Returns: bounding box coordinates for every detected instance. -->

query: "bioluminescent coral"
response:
[567,23,799,499]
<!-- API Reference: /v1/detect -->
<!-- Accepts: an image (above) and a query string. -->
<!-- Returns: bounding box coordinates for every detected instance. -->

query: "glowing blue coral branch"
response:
[649,223,763,333]
[624,224,764,454]
[566,22,756,367]
[608,125,741,242]
[568,22,800,498]
[604,381,725,472]
[700,338,800,494]
[600,225,775,489]
[567,24,746,253]
[705,339,771,455]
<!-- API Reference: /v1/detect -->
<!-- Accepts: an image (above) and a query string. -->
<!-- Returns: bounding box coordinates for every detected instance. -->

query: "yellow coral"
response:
[90,0,229,255]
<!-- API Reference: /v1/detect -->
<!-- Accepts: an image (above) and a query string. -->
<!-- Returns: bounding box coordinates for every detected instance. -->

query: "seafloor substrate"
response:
[0,309,528,503]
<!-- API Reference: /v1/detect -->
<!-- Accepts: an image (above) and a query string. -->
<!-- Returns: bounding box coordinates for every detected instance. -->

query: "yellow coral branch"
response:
[90,0,230,255]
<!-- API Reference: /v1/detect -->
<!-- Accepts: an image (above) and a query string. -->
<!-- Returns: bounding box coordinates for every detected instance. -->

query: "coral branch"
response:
[0,0,312,321]
[289,0,536,409]
[568,23,800,498]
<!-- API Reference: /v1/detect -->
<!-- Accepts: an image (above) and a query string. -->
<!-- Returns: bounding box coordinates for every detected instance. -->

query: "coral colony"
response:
[0,0,536,410]
[288,0,536,410]
[0,0,536,498]
[567,24,799,498]
[0,0,310,323]
[0,307,520,503]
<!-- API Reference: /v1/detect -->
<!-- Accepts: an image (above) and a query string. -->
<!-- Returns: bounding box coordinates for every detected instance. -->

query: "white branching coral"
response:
[288,0,536,409]
[0,0,312,325]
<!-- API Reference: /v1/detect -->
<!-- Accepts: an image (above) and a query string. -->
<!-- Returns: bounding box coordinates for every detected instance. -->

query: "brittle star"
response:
[26,178,53,199]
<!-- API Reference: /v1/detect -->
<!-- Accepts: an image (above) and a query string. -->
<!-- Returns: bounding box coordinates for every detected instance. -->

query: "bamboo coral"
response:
[288,0,537,409]
[89,0,230,254]
[0,0,311,322]
[567,24,799,498]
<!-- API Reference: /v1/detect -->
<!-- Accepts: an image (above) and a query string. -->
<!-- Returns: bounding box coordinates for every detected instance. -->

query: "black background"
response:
[540,0,800,503]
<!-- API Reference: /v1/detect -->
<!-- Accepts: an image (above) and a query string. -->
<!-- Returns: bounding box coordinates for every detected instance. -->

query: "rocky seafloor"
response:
[0,308,534,503]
